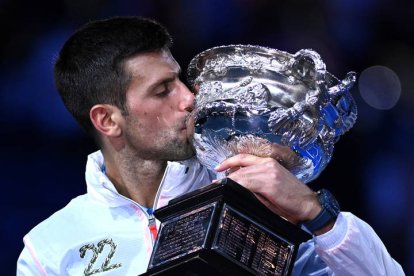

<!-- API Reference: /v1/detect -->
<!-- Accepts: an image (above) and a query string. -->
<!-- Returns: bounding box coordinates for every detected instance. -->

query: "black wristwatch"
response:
[303,189,340,233]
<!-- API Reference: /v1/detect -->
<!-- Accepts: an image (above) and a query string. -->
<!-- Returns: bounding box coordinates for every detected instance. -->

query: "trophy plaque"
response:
[142,178,311,276]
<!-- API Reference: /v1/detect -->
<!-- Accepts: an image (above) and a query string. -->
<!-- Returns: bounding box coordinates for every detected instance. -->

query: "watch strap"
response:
[303,189,340,233]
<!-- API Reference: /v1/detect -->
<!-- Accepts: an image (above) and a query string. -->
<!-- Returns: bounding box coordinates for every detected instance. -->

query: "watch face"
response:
[319,189,341,216]
[303,189,341,233]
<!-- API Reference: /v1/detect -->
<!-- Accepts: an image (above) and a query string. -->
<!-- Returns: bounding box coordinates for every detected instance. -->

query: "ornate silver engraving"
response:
[187,45,357,183]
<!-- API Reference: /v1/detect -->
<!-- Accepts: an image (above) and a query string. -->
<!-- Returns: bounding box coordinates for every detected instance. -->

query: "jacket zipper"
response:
[103,164,170,245]
[148,164,170,243]
[147,211,158,241]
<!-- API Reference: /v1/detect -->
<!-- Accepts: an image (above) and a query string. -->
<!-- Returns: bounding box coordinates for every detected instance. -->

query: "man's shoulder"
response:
[27,194,89,237]
[20,194,151,275]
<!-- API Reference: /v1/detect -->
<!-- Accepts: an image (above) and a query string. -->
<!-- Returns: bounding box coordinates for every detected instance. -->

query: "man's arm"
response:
[214,153,321,224]
[215,153,405,275]
[314,212,405,275]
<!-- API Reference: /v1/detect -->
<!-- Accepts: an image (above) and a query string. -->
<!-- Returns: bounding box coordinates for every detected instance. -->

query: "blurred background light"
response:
[358,65,401,110]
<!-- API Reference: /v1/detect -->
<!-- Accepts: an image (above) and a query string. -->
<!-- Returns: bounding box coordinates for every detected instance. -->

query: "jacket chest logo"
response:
[79,238,122,275]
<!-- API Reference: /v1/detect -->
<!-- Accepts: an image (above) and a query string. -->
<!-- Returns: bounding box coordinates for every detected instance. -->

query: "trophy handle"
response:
[325,72,358,137]
[291,49,327,86]
[291,49,357,138]
[268,49,328,149]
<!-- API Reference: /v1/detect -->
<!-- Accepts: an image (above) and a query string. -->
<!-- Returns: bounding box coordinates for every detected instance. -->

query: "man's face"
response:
[121,48,195,161]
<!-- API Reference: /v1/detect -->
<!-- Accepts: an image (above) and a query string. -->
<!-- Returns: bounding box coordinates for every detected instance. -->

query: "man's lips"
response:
[184,112,195,131]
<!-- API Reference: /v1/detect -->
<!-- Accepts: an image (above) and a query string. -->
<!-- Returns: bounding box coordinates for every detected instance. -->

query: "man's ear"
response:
[90,104,123,137]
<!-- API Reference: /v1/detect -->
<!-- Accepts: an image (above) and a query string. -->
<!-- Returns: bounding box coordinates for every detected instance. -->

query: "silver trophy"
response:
[144,45,357,276]
[187,45,357,183]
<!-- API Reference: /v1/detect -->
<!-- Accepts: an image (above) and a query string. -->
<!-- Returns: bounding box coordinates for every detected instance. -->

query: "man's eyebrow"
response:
[148,69,182,91]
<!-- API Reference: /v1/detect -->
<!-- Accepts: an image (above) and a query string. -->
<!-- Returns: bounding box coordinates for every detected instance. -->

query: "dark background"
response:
[1,0,413,274]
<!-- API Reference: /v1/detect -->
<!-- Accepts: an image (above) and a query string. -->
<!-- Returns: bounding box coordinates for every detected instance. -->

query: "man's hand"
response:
[215,153,323,227]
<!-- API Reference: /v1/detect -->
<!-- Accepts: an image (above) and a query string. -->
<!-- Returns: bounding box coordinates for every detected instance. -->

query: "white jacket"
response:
[17,151,404,275]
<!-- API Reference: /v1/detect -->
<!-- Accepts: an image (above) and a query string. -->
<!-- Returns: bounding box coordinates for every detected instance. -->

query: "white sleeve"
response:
[17,246,47,276]
[314,212,405,276]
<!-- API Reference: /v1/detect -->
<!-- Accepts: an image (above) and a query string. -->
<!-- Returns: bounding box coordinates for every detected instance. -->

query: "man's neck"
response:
[104,153,168,208]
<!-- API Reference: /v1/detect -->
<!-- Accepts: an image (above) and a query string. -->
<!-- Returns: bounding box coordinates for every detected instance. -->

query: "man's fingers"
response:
[215,144,300,173]
[215,154,270,172]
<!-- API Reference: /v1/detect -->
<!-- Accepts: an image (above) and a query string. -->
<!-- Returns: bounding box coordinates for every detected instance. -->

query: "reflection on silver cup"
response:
[187,45,357,183]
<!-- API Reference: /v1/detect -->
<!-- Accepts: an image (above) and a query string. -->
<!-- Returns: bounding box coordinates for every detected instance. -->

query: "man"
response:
[17,16,404,275]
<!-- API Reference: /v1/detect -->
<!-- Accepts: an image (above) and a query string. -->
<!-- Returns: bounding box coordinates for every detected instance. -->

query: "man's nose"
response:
[179,82,195,112]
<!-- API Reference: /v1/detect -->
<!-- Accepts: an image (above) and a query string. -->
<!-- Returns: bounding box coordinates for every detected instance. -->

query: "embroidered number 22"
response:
[79,238,122,276]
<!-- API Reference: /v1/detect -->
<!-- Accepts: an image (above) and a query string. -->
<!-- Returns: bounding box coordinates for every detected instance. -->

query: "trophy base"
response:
[142,179,311,276]
[141,250,254,275]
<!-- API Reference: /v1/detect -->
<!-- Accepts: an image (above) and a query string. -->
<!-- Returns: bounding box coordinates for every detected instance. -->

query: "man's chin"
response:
[169,143,196,161]
[176,148,196,161]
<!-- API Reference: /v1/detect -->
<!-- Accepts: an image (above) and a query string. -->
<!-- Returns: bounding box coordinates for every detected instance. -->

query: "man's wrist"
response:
[305,191,323,221]
[303,189,341,234]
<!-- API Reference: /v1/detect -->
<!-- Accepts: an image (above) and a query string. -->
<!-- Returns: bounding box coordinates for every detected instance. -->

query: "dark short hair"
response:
[54,16,172,137]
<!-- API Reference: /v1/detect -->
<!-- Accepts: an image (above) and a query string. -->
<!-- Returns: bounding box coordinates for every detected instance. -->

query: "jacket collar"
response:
[85,151,129,207]
[84,150,193,209]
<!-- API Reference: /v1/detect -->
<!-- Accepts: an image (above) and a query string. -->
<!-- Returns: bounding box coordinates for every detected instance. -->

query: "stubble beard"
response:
[125,114,195,161]
[163,134,195,161]
[161,117,196,161]
[132,128,195,161]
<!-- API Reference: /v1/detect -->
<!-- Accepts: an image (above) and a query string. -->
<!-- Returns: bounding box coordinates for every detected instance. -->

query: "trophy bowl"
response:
[187,45,357,183]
